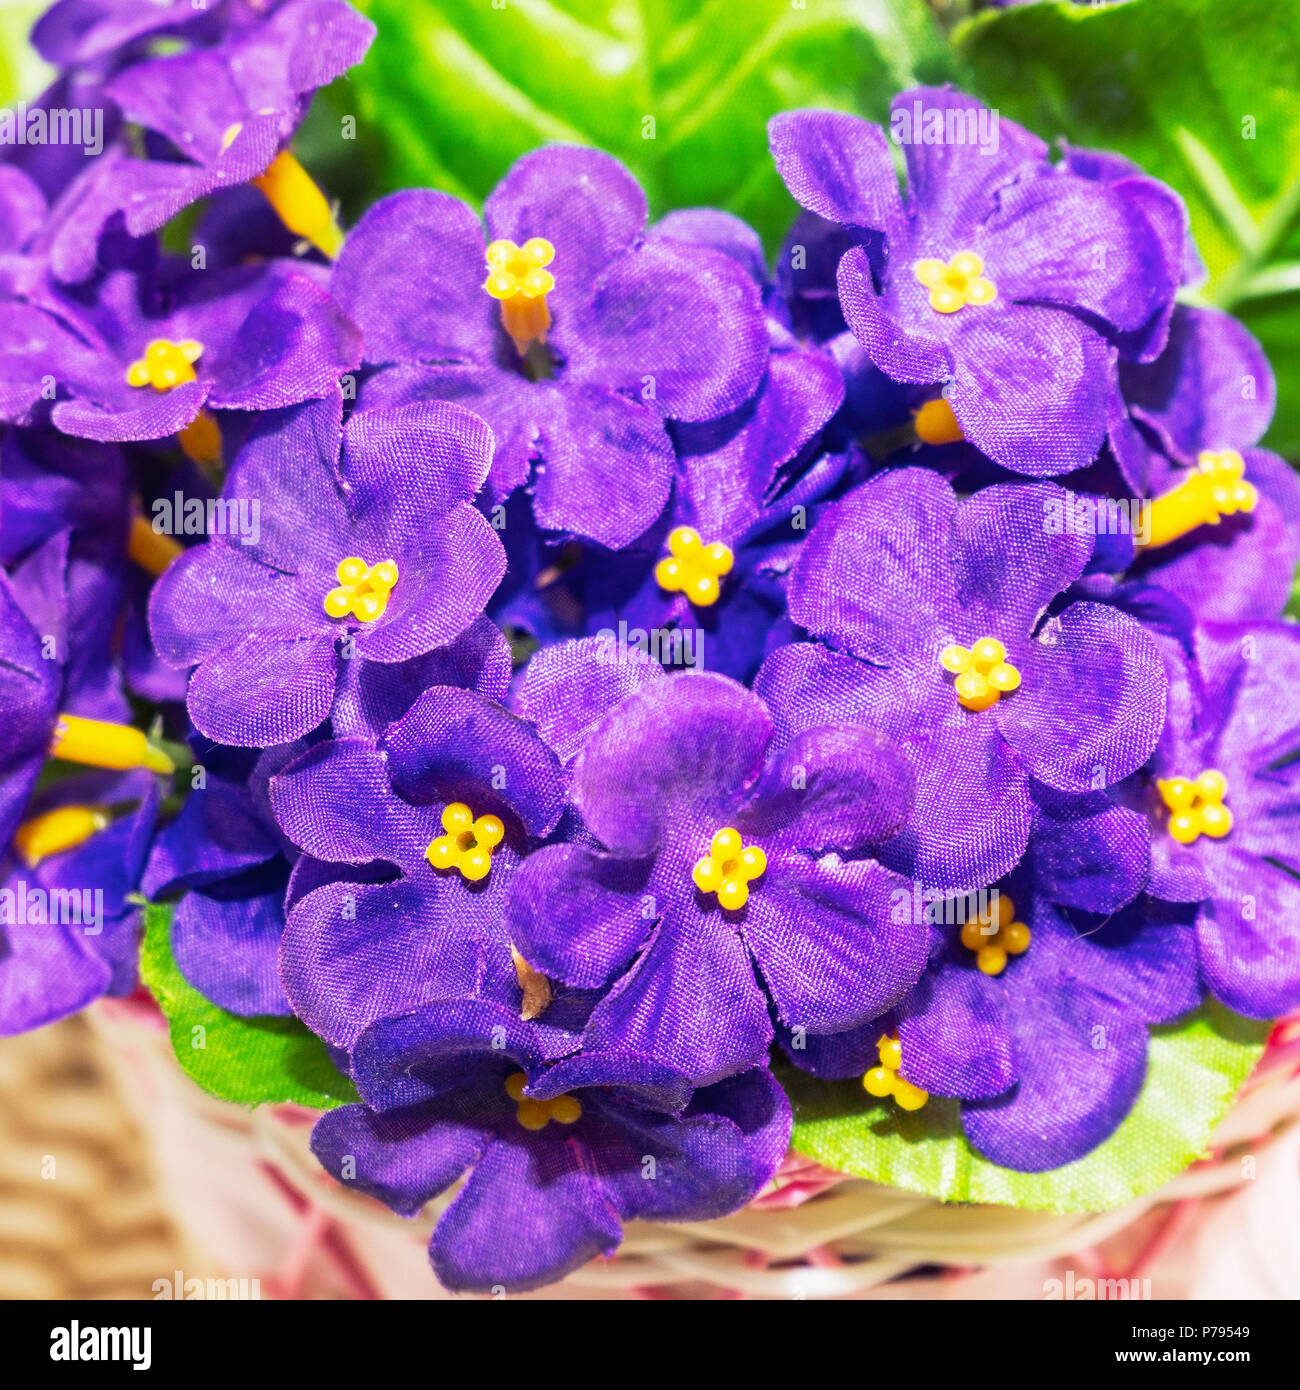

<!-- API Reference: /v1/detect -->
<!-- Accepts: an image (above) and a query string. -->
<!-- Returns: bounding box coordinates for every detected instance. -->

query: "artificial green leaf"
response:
[782,1003,1268,1213]
[959,0,1300,455]
[139,900,358,1110]
[340,0,955,251]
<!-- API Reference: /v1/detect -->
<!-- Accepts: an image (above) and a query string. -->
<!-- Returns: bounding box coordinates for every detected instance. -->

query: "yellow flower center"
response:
[426,802,505,882]
[913,396,965,445]
[940,637,1021,710]
[862,1033,928,1111]
[959,893,1031,977]
[484,237,555,356]
[1158,770,1232,845]
[1139,449,1259,550]
[913,251,997,314]
[654,526,734,607]
[124,338,203,392]
[691,827,766,911]
[505,1071,582,1131]
[13,805,109,868]
[323,556,399,624]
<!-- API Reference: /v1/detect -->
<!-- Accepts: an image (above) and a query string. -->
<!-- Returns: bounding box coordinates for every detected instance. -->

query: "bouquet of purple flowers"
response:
[1,0,1297,1296]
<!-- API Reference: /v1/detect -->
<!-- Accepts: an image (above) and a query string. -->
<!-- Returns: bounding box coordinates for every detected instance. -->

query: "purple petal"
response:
[385,686,564,838]
[505,844,652,990]
[743,855,928,1033]
[768,109,904,233]
[311,1100,489,1218]
[566,237,767,424]
[571,673,772,857]
[582,915,772,1085]
[271,738,443,876]
[431,1132,623,1294]
[280,877,513,1049]
[997,601,1167,792]
[331,189,493,365]
[186,631,339,747]
[484,144,646,324]
[898,959,1015,1101]
[172,879,291,1017]
[961,973,1148,1171]
[536,382,675,548]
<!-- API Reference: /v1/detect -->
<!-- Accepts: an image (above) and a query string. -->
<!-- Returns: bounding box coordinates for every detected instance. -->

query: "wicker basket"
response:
[86,996,1300,1300]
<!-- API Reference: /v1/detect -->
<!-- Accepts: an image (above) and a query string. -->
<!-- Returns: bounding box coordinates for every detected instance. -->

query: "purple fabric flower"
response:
[272,685,564,1047]
[0,769,159,1035]
[33,0,374,282]
[786,877,1199,1171]
[143,745,304,1017]
[574,212,848,682]
[506,670,924,1085]
[148,392,507,746]
[0,527,129,844]
[0,258,360,442]
[312,997,790,1292]
[769,89,1177,475]
[335,145,769,547]
[1106,305,1300,623]
[1131,617,1300,1018]
[758,467,1168,894]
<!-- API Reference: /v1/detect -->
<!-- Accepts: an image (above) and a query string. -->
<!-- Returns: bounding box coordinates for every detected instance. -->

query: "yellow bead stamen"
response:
[128,515,184,577]
[691,827,766,911]
[484,237,555,356]
[940,636,1021,711]
[1138,449,1259,550]
[124,338,203,392]
[252,150,344,260]
[1158,770,1233,846]
[913,251,997,315]
[323,556,399,624]
[959,892,1031,977]
[862,1033,928,1111]
[426,802,505,883]
[505,1071,582,1131]
[13,805,109,868]
[49,714,174,775]
[913,397,965,445]
[655,526,734,608]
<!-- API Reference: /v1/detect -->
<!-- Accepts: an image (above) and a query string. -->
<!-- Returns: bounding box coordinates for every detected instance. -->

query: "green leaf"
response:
[782,1003,1268,1212]
[341,0,955,251]
[0,2,51,109]
[959,0,1300,456]
[139,901,358,1110]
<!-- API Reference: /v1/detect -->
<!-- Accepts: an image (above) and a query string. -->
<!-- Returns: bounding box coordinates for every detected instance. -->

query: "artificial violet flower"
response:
[272,685,564,1048]
[313,998,791,1292]
[577,207,849,683]
[0,769,159,1035]
[34,0,375,282]
[1107,305,1300,623]
[0,165,50,298]
[769,89,1176,474]
[335,145,769,548]
[1127,617,1300,1019]
[142,750,302,1017]
[506,671,925,1085]
[757,468,1168,894]
[0,258,360,452]
[784,878,1199,1171]
[148,392,507,746]
[0,528,171,848]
